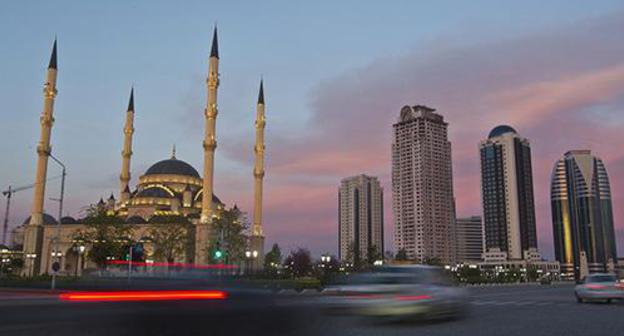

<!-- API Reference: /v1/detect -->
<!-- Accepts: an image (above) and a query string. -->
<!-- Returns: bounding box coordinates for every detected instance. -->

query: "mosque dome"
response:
[488,125,517,139]
[144,158,200,178]
[22,213,58,225]
[60,216,78,224]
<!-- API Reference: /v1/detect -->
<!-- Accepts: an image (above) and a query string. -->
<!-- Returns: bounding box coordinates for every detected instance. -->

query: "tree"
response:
[148,221,191,263]
[284,248,312,277]
[422,257,443,266]
[74,205,134,268]
[207,205,249,264]
[395,248,409,261]
[366,245,382,266]
[264,243,282,269]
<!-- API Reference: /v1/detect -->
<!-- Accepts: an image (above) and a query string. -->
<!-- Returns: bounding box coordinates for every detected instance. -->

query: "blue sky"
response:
[1,1,623,257]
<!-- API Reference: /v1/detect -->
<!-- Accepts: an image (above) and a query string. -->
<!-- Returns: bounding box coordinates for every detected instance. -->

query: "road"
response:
[0,284,622,335]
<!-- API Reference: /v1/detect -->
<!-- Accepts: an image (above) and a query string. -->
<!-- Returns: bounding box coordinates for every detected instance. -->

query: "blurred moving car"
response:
[575,273,624,303]
[320,265,468,321]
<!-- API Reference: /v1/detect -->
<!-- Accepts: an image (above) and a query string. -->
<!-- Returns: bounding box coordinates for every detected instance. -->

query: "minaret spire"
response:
[119,87,135,205]
[48,38,58,69]
[210,26,219,59]
[171,144,176,159]
[24,39,59,274]
[250,78,267,269]
[200,25,220,226]
[30,39,59,226]
[257,79,264,105]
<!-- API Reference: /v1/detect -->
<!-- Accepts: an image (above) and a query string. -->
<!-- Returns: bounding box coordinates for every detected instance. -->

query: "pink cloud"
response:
[216,11,624,258]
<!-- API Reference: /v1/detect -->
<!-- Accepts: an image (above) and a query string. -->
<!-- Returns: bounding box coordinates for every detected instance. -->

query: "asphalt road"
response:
[1,284,622,336]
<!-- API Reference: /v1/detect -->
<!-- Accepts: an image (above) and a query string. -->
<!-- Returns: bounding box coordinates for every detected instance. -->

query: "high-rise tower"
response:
[479,125,538,261]
[249,80,266,268]
[339,174,384,264]
[551,150,617,279]
[119,88,135,204]
[201,27,220,224]
[23,39,59,275]
[392,105,456,263]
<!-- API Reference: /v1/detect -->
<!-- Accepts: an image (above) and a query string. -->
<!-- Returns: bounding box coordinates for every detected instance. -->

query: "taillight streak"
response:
[59,290,228,302]
[586,284,607,290]
[396,295,432,301]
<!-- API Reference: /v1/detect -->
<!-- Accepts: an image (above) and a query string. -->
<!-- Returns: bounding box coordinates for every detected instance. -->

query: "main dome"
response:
[488,125,517,139]
[144,158,200,178]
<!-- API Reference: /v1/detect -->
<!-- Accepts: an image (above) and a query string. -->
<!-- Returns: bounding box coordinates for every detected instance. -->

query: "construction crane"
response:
[2,175,62,245]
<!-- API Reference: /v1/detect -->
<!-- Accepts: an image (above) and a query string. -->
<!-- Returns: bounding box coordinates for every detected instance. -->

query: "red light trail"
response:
[59,290,228,302]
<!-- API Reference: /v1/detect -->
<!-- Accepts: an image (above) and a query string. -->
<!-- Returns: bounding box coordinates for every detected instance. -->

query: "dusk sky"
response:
[1,1,623,259]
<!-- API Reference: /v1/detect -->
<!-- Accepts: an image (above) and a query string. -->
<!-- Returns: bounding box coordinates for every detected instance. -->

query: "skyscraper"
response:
[392,105,456,264]
[338,174,384,263]
[479,125,538,261]
[551,150,617,278]
[455,216,484,262]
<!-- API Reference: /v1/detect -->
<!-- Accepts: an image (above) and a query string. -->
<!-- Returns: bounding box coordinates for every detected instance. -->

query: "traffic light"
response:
[214,241,223,260]
[214,250,223,259]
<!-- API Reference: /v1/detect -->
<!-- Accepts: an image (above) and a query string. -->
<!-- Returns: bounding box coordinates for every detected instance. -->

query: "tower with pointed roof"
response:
[201,26,220,225]
[250,79,266,268]
[119,88,135,205]
[22,39,59,275]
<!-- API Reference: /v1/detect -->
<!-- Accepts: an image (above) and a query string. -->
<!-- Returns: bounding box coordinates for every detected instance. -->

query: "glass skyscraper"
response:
[551,150,617,279]
[479,125,538,261]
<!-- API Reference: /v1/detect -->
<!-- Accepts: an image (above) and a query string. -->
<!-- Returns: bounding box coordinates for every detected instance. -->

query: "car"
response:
[574,273,624,303]
[320,265,468,321]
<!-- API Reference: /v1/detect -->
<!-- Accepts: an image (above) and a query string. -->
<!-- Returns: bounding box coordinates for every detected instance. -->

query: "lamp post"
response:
[73,244,85,277]
[245,250,251,275]
[47,152,66,289]
[25,253,37,277]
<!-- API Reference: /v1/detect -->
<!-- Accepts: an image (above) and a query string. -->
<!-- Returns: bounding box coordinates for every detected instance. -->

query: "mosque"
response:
[18,28,267,276]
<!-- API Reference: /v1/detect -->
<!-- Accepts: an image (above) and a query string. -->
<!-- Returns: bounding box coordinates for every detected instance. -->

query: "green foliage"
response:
[284,248,313,277]
[421,257,443,266]
[395,248,409,261]
[526,265,539,282]
[74,204,134,268]
[148,222,191,263]
[264,243,282,269]
[148,215,191,224]
[207,206,249,264]
[366,245,382,265]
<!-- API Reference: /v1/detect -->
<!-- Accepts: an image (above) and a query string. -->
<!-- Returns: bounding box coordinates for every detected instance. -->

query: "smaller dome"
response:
[60,216,78,224]
[22,213,58,225]
[135,187,173,199]
[488,125,517,138]
[127,216,147,224]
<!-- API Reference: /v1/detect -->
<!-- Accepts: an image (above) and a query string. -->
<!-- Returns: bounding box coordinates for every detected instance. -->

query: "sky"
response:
[1,1,623,259]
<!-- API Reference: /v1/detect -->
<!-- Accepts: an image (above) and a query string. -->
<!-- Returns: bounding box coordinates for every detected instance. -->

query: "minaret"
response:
[200,26,220,224]
[23,39,58,276]
[250,79,266,269]
[119,88,135,204]
[252,80,266,237]
[29,40,58,226]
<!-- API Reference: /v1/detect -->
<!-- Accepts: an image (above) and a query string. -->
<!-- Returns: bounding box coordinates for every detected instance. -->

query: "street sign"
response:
[52,261,60,272]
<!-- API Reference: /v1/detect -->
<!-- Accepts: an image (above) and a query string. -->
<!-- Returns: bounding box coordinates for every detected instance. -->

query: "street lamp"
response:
[47,152,66,290]
[25,253,37,277]
[73,244,85,277]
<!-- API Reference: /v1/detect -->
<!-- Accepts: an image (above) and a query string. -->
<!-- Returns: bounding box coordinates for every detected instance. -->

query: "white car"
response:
[321,265,468,321]
[574,273,624,303]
